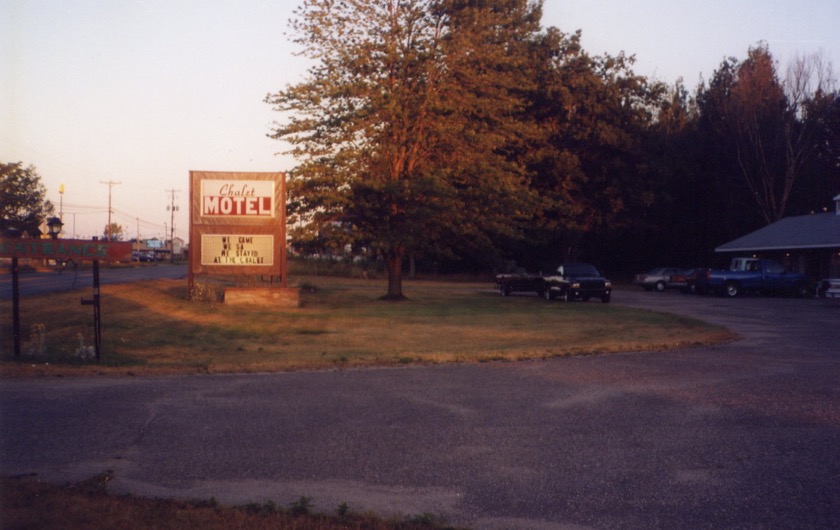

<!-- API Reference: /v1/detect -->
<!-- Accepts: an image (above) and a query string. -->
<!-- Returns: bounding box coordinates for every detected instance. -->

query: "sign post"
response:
[1,238,131,361]
[11,257,20,358]
[80,261,102,360]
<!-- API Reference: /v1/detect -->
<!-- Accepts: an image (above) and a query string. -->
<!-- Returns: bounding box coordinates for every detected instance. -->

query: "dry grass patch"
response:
[0,276,734,376]
[0,474,460,530]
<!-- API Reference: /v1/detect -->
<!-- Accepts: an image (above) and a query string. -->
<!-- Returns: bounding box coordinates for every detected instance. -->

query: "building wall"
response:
[749,249,839,280]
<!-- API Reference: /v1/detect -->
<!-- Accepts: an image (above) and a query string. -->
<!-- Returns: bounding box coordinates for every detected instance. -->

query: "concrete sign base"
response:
[223,287,301,307]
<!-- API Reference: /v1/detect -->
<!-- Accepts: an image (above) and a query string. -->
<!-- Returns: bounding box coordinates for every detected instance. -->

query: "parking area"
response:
[614,285,840,355]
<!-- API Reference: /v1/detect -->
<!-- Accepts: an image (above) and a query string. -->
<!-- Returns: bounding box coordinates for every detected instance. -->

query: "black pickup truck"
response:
[495,263,612,303]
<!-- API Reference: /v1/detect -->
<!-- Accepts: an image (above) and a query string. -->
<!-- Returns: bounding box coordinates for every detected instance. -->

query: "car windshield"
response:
[562,263,600,276]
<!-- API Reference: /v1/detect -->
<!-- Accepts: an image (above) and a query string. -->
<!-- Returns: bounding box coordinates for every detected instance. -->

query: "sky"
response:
[2,0,839,242]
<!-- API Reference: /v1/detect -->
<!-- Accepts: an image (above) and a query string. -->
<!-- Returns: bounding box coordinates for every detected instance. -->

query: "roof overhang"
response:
[716,243,840,253]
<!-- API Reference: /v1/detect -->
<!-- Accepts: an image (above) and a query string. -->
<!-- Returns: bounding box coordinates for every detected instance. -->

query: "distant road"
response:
[0,263,187,299]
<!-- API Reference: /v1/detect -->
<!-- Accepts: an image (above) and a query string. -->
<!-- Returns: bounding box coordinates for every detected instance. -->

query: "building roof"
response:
[716,210,840,252]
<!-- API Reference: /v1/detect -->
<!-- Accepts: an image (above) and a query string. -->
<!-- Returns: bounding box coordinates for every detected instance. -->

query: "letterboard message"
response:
[201,234,274,266]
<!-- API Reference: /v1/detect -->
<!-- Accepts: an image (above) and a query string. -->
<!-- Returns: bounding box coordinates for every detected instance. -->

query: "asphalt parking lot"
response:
[1,288,838,529]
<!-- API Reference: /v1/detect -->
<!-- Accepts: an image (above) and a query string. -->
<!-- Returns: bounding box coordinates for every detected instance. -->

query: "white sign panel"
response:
[200,180,275,218]
[201,234,274,266]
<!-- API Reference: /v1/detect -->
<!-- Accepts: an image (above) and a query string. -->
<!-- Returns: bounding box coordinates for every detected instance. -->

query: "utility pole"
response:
[100,180,121,240]
[166,189,180,262]
[58,184,64,222]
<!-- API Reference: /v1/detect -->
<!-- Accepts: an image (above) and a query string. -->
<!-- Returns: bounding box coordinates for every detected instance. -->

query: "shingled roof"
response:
[716,195,840,253]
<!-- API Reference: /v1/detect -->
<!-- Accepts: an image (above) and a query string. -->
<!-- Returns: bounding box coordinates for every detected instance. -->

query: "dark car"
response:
[132,251,156,262]
[633,267,681,292]
[686,268,714,295]
[668,268,707,294]
[543,263,612,303]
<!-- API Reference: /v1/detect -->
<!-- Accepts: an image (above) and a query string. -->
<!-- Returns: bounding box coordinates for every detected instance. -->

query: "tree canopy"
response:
[0,162,55,238]
[523,28,665,265]
[696,43,836,224]
[102,223,125,242]
[267,0,544,298]
[268,1,839,280]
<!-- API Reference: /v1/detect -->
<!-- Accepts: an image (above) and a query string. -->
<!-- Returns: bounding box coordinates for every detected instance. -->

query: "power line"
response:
[61,202,108,211]
[111,208,165,229]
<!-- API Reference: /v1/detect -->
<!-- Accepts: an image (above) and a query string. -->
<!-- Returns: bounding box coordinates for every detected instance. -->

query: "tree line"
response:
[266,0,839,298]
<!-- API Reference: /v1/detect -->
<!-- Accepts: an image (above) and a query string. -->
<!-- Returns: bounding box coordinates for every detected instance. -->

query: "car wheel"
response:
[655,281,666,292]
[601,294,611,303]
[544,288,553,301]
[724,282,739,298]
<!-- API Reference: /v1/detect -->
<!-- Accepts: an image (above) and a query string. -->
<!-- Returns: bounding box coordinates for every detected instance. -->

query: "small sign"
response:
[201,234,274,266]
[0,238,132,262]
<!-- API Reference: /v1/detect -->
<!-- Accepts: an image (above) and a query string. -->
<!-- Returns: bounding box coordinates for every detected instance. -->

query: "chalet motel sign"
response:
[189,171,287,283]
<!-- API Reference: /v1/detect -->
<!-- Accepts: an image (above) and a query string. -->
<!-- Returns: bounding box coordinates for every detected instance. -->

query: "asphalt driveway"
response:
[2,289,838,529]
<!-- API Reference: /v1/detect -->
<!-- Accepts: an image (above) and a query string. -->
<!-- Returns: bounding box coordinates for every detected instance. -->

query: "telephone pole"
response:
[166,189,180,262]
[100,180,121,240]
[58,184,64,222]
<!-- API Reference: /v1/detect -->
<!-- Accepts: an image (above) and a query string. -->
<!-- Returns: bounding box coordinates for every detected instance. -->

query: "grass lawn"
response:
[1,275,734,376]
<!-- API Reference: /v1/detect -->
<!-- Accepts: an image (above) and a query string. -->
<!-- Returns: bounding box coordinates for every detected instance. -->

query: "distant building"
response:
[716,194,840,280]
[171,237,185,256]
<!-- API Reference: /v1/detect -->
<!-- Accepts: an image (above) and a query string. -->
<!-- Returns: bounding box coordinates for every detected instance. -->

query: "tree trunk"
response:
[384,246,406,300]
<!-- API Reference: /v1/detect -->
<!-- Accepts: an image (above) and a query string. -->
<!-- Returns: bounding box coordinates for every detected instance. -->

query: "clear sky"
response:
[3,0,838,241]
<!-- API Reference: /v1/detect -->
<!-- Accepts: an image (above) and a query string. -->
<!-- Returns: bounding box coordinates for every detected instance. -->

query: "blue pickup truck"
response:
[702,258,809,298]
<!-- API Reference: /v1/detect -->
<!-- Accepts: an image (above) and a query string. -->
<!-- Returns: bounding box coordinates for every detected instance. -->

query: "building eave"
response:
[715,211,840,254]
[716,243,840,253]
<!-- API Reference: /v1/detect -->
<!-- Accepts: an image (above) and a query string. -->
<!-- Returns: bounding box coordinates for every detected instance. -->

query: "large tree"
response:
[0,162,54,237]
[522,28,665,267]
[267,0,542,298]
[697,43,834,225]
[786,52,840,214]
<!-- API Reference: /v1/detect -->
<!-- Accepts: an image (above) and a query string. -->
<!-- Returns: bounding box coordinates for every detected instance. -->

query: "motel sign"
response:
[200,180,275,217]
[188,171,288,292]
